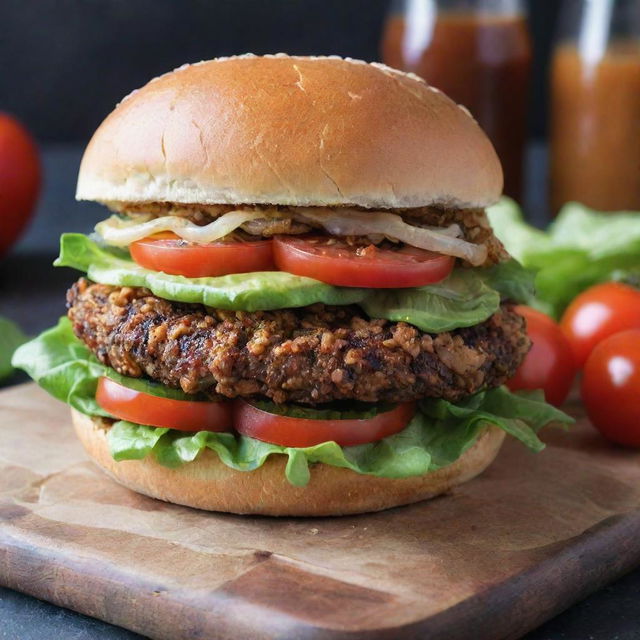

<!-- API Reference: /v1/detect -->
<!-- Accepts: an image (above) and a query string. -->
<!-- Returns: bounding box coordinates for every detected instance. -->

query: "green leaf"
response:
[107,386,572,486]
[360,268,501,333]
[483,259,536,305]
[487,198,640,318]
[547,202,640,259]
[109,422,169,460]
[0,317,28,381]
[55,233,527,333]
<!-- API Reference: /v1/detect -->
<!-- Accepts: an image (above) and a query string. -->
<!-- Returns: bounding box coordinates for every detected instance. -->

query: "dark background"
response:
[2,0,560,143]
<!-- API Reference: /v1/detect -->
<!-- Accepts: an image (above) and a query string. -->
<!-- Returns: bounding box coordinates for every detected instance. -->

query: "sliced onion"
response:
[296,208,487,266]
[95,210,265,247]
[95,206,488,266]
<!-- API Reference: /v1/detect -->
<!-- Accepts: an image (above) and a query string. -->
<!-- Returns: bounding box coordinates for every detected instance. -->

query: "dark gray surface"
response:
[2,147,640,639]
[2,0,558,143]
[0,587,145,640]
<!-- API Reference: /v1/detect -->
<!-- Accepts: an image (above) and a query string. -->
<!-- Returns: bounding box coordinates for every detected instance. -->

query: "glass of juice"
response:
[550,0,640,213]
[381,0,532,201]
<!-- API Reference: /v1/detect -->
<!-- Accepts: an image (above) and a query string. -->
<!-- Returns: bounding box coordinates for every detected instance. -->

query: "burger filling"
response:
[67,279,530,404]
[13,203,572,486]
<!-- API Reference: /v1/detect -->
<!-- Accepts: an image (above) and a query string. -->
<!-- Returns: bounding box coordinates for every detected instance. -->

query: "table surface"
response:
[1,146,640,640]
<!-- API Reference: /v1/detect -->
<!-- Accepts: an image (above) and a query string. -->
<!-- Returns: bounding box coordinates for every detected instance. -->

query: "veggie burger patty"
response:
[68,278,531,405]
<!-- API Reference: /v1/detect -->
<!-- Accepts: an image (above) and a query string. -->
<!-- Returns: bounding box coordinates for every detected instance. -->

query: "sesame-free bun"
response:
[76,54,503,210]
[71,409,505,517]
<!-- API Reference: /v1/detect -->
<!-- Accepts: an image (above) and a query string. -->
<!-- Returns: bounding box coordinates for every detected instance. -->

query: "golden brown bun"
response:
[76,54,503,210]
[71,409,505,517]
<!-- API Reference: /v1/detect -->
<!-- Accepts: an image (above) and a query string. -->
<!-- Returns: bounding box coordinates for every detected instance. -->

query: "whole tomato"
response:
[582,330,640,447]
[0,113,41,258]
[507,305,577,406]
[561,282,640,369]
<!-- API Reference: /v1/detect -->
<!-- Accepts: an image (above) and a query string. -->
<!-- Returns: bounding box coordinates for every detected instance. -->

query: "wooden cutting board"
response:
[2,383,640,640]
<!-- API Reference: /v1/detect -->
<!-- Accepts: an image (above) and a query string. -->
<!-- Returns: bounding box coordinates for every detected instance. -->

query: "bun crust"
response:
[71,409,505,516]
[76,54,503,210]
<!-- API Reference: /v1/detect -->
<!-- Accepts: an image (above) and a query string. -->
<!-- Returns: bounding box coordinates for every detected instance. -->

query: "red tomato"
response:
[0,113,41,257]
[507,305,577,406]
[130,233,275,277]
[582,330,640,447]
[96,377,232,431]
[561,282,640,369]
[273,235,454,288]
[234,400,416,447]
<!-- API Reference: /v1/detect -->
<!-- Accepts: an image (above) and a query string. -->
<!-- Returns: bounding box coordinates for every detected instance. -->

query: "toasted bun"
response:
[76,54,502,210]
[71,409,505,516]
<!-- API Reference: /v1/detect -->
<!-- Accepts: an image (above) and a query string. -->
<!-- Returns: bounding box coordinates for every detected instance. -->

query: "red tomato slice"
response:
[507,305,577,407]
[273,235,454,288]
[234,400,416,447]
[96,377,232,432]
[130,233,275,278]
[582,330,640,447]
[561,282,640,369]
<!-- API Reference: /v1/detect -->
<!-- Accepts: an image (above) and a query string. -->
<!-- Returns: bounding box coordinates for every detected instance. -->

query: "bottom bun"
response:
[71,409,505,517]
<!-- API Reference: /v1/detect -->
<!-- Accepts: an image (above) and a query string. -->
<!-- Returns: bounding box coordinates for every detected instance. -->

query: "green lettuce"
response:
[107,386,566,487]
[13,318,572,486]
[488,198,640,317]
[360,268,500,333]
[0,317,27,381]
[55,233,532,333]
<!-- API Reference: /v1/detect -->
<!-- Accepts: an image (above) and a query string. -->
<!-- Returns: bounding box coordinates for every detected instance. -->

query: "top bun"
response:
[77,54,503,210]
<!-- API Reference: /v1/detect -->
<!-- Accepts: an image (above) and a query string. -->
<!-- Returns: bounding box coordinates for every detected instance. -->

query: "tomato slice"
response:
[130,232,275,278]
[273,235,454,288]
[96,377,233,432]
[234,400,416,447]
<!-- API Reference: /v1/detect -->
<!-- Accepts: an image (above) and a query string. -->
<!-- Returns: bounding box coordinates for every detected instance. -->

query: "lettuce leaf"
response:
[488,198,640,317]
[0,317,27,381]
[108,385,568,487]
[55,233,532,333]
[360,268,500,333]
[14,318,572,486]
[483,258,537,305]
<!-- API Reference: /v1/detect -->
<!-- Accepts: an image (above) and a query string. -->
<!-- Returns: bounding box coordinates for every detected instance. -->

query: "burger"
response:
[14,55,569,516]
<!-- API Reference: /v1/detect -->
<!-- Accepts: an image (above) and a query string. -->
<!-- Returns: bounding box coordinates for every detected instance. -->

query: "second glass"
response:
[550,0,640,214]
[382,0,532,201]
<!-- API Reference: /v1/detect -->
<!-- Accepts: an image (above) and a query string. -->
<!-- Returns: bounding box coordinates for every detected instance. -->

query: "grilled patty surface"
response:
[67,278,530,405]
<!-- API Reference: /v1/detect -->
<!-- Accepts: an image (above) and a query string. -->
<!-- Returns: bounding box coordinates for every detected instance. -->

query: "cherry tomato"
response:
[130,233,275,277]
[96,377,232,431]
[0,113,41,257]
[507,305,577,406]
[582,330,640,447]
[561,282,640,369]
[234,399,416,447]
[273,235,454,288]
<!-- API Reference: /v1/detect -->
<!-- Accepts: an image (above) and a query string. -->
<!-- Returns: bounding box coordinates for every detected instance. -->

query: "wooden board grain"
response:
[1,383,640,640]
